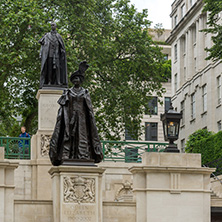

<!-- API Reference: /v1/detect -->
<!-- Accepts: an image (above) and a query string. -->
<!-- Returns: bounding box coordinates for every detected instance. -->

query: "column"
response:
[0,147,18,222]
[31,89,63,200]
[199,16,207,68]
[187,28,193,79]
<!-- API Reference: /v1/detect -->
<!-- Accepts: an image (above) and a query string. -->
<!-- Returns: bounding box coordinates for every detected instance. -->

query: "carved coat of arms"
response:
[63,176,95,204]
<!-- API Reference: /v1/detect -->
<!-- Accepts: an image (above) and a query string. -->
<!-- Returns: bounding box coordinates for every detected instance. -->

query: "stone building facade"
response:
[167,0,222,151]
[125,30,172,143]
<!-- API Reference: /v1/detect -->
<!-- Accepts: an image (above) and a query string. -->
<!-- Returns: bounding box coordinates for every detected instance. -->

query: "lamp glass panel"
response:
[167,121,178,137]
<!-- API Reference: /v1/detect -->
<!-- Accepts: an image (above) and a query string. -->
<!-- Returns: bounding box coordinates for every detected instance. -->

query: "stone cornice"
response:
[129,166,215,175]
[167,0,204,44]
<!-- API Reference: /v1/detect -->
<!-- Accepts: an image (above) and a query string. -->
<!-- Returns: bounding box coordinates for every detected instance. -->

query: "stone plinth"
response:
[36,89,63,131]
[28,89,63,200]
[0,147,18,222]
[49,166,105,222]
[129,152,215,222]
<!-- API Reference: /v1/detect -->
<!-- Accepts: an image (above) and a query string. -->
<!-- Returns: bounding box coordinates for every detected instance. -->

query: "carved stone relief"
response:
[41,134,52,156]
[63,176,95,204]
[115,180,133,202]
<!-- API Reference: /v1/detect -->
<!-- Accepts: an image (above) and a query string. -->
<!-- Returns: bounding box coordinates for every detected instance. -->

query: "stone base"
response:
[0,147,18,222]
[129,152,215,222]
[36,89,63,131]
[48,166,105,222]
[62,159,96,167]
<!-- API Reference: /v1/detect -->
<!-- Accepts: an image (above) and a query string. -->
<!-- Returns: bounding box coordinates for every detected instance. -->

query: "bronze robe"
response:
[49,87,103,166]
[39,31,68,88]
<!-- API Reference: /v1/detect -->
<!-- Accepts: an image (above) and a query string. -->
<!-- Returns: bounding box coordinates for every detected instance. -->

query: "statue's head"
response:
[70,61,89,85]
[70,71,84,85]
[51,22,57,31]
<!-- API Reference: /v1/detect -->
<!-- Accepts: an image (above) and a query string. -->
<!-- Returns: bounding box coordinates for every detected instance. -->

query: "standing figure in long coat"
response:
[49,61,103,166]
[39,22,68,88]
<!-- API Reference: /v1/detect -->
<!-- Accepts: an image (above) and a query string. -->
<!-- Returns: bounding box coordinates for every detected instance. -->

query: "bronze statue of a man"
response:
[39,22,68,88]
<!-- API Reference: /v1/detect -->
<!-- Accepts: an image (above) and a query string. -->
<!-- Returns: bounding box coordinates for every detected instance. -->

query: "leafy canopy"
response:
[0,0,167,139]
[186,129,222,174]
[203,0,222,61]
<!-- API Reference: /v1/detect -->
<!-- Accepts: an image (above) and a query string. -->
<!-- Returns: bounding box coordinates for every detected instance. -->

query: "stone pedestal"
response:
[36,89,63,131]
[49,166,105,222]
[0,147,18,222]
[30,89,63,200]
[129,152,215,222]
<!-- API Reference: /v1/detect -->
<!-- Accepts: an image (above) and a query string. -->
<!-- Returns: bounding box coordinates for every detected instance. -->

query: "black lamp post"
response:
[160,103,182,153]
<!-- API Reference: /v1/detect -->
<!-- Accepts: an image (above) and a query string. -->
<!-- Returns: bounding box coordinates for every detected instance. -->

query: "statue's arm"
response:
[58,89,69,106]
[38,35,46,45]
[38,35,46,59]
[85,90,94,114]
[58,35,66,57]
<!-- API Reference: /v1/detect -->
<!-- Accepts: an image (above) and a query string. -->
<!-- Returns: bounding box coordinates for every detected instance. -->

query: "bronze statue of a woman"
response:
[49,61,103,166]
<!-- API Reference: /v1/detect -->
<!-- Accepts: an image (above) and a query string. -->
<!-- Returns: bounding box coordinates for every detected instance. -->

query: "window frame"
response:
[191,93,196,119]
[217,75,221,105]
[202,85,207,113]
[145,122,158,141]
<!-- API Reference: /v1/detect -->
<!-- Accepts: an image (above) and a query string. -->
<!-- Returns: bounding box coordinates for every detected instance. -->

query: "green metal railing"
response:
[101,140,168,162]
[0,137,31,159]
[0,136,167,162]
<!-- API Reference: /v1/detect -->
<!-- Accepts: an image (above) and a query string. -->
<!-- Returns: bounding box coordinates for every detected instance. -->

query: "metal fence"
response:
[0,136,168,162]
[101,140,168,162]
[0,137,31,159]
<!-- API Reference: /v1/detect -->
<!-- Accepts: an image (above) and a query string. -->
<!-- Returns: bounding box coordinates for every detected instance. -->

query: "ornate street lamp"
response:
[160,104,182,153]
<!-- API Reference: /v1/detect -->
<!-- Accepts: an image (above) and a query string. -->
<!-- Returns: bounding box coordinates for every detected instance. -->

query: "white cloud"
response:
[130,0,172,29]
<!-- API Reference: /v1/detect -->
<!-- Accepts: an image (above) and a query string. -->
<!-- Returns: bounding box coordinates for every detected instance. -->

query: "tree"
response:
[0,0,167,140]
[154,23,164,38]
[203,0,222,61]
[185,129,213,154]
[185,129,222,172]
[0,0,55,136]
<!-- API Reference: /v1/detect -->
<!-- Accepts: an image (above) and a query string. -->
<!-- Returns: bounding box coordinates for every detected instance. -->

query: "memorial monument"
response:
[48,62,105,222]
[49,61,103,166]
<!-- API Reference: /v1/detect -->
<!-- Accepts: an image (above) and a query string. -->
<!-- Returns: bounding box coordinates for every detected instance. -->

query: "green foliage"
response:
[154,23,164,38]
[185,129,222,165]
[202,0,222,61]
[0,0,54,136]
[0,0,168,139]
[185,129,213,153]
[161,59,171,82]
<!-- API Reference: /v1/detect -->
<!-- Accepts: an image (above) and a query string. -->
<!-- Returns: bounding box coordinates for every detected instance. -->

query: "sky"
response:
[130,0,172,29]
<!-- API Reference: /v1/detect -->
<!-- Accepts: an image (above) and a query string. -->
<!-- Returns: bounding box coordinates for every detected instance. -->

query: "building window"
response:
[190,0,194,6]
[181,4,185,18]
[218,121,222,131]
[125,128,137,140]
[181,139,185,153]
[181,101,185,125]
[191,93,195,119]
[146,97,158,115]
[174,15,178,27]
[174,44,178,61]
[164,97,171,112]
[217,75,221,105]
[145,122,158,141]
[174,73,178,92]
[202,85,207,112]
